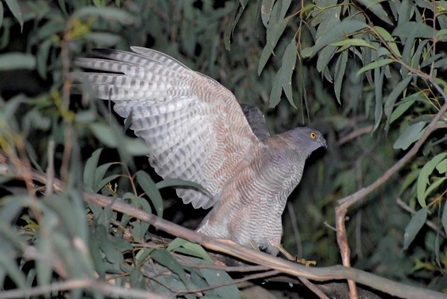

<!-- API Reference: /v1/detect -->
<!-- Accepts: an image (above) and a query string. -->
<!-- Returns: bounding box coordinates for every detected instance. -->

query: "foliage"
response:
[0,0,446,298]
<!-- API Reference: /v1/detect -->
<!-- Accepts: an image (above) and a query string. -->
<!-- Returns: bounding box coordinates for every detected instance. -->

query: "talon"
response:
[250,241,260,251]
[276,244,317,266]
[295,258,317,267]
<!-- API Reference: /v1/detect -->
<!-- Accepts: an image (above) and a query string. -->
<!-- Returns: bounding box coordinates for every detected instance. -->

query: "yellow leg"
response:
[276,244,316,266]
[250,241,259,251]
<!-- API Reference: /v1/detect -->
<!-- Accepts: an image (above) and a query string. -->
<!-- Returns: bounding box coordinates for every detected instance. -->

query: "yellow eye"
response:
[309,131,317,139]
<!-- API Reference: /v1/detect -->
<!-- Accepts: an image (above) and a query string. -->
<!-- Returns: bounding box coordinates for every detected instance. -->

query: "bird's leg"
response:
[249,241,260,251]
[276,244,316,266]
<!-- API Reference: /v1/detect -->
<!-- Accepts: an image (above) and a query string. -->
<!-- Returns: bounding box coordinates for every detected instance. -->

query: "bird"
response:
[75,47,327,258]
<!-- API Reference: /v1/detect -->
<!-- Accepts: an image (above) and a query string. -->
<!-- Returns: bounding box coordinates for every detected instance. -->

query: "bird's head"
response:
[286,127,327,157]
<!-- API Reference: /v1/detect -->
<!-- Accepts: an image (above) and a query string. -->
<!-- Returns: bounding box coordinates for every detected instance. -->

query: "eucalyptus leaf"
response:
[73,6,135,24]
[416,153,447,207]
[442,202,447,237]
[393,122,426,151]
[357,58,394,76]
[311,20,368,57]
[393,22,435,40]
[4,0,23,30]
[136,171,164,217]
[201,268,240,299]
[83,148,103,192]
[374,26,401,57]
[403,208,427,250]
[0,53,35,70]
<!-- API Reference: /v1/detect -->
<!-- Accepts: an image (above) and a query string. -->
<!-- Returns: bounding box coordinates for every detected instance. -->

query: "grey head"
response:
[285,127,327,157]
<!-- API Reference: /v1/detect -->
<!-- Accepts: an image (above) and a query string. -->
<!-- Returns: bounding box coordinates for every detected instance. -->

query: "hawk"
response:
[76,47,327,257]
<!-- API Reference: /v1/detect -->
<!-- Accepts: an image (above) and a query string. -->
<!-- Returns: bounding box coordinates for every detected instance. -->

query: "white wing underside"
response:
[76,47,261,209]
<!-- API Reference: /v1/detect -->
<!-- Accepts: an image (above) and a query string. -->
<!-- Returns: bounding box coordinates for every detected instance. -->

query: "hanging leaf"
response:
[374,26,401,57]
[442,202,447,237]
[334,50,348,104]
[83,148,103,192]
[280,40,297,107]
[416,153,447,207]
[4,0,23,30]
[260,0,275,27]
[393,122,426,151]
[384,75,413,130]
[310,20,368,57]
[403,207,427,250]
[357,58,394,76]
[136,171,164,217]
[0,53,35,70]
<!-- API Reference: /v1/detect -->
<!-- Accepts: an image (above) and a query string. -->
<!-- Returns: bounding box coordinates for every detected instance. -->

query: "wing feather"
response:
[76,47,262,208]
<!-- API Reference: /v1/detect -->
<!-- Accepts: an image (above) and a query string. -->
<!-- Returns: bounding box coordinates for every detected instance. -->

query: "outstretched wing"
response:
[76,47,262,209]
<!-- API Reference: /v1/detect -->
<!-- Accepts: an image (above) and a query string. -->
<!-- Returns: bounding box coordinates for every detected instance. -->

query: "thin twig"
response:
[45,140,55,196]
[337,125,373,146]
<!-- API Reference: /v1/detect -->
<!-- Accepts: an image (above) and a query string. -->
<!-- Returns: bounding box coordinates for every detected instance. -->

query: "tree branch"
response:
[0,162,445,299]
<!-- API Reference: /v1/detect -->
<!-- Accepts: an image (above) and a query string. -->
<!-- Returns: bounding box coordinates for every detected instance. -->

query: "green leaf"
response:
[257,0,291,74]
[372,66,384,132]
[36,238,53,287]
[423,177,447,200]
[436,28,447,42]
[393,21,435,40]
[129,268,146,290]
[181,242,214,262]
[200,268,240,299]
[435,159,446,173]
[89,123,149,156]
[442,202,447,237]
[331,38,376,50]
[384,75,413,129]
[136,171,163,217]
[0,253,26,289]
[416,153,447,207]
[269,70,282,108]
[36,39,51,79]
[0,53,36,70]
[397,0,413,26]
[393,122,426,151]
[0,2,4,30]
[403,207,427,250]
[334,51,348,104]
[167,238,213,262]
[356,0,393,25]
[124,193,151,242]
[83,148,103,192]
[310,20,369,57]
[167,238,188,252]
[390,93,423,124]
[316,45,336,77]
[151,249,189,285]
[374,26,401,57]
[260,0,275,26]
[73,6,135,24]
[83,32,122,47]
[280,40,297,107]
[357,58,394,76]
[4,0,23,30]
[156,179,209,195]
